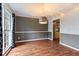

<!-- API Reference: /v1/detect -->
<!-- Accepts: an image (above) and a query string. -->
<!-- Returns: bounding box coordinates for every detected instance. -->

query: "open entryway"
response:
[53,19,60,42]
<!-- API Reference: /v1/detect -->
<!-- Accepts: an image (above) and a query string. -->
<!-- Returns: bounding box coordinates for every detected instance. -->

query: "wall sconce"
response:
[39,16,48,24]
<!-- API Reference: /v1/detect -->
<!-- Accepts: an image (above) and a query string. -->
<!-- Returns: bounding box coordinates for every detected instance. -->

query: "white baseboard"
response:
[16,38,51,43]
[3,47,12,56]
[60,42,79,51]
[49,39,53,40]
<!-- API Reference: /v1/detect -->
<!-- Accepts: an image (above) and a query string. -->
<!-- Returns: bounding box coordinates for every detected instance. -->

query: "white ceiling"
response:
[8,3,79,18]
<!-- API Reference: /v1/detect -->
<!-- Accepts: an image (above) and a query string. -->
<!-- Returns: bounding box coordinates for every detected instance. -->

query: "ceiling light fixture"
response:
[39,16,48,24]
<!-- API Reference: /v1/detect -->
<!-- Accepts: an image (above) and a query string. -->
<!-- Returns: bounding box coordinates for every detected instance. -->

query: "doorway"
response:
[53,19,60,41]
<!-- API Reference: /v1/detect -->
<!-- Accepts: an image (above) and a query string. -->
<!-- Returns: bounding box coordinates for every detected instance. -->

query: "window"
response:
[3,6,13,54]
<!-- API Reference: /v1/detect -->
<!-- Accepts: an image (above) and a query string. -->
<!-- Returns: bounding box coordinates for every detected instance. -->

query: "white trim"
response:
[60,33,79,36]
[2,47,11,56]
[16,38,50,43]
[49,38,53,40]
[60,42,79,51]
[3,4,13,14]
[15,31,49,33]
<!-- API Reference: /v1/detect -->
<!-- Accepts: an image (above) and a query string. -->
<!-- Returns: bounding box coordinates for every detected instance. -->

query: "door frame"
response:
[53,19,60,41]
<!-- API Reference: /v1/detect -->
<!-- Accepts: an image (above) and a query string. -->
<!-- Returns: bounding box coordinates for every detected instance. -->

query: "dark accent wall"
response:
[15,16,49,41]
[16,16,48,31]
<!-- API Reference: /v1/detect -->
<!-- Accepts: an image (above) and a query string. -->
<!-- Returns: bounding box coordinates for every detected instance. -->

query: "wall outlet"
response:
[18,37,21,40]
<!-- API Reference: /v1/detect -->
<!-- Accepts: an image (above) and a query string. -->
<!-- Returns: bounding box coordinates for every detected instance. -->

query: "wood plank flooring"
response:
[8,39,79,56]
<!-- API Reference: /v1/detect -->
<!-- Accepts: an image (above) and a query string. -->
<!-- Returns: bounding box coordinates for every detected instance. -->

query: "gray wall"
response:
[16,16,48,31]
[15,16,51,41]
[61,33,79,49]
[60,6,79,50]
[15,32,49,41]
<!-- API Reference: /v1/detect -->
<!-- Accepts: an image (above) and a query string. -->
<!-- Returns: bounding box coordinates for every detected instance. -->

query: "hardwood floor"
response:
[8,39,79,56]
